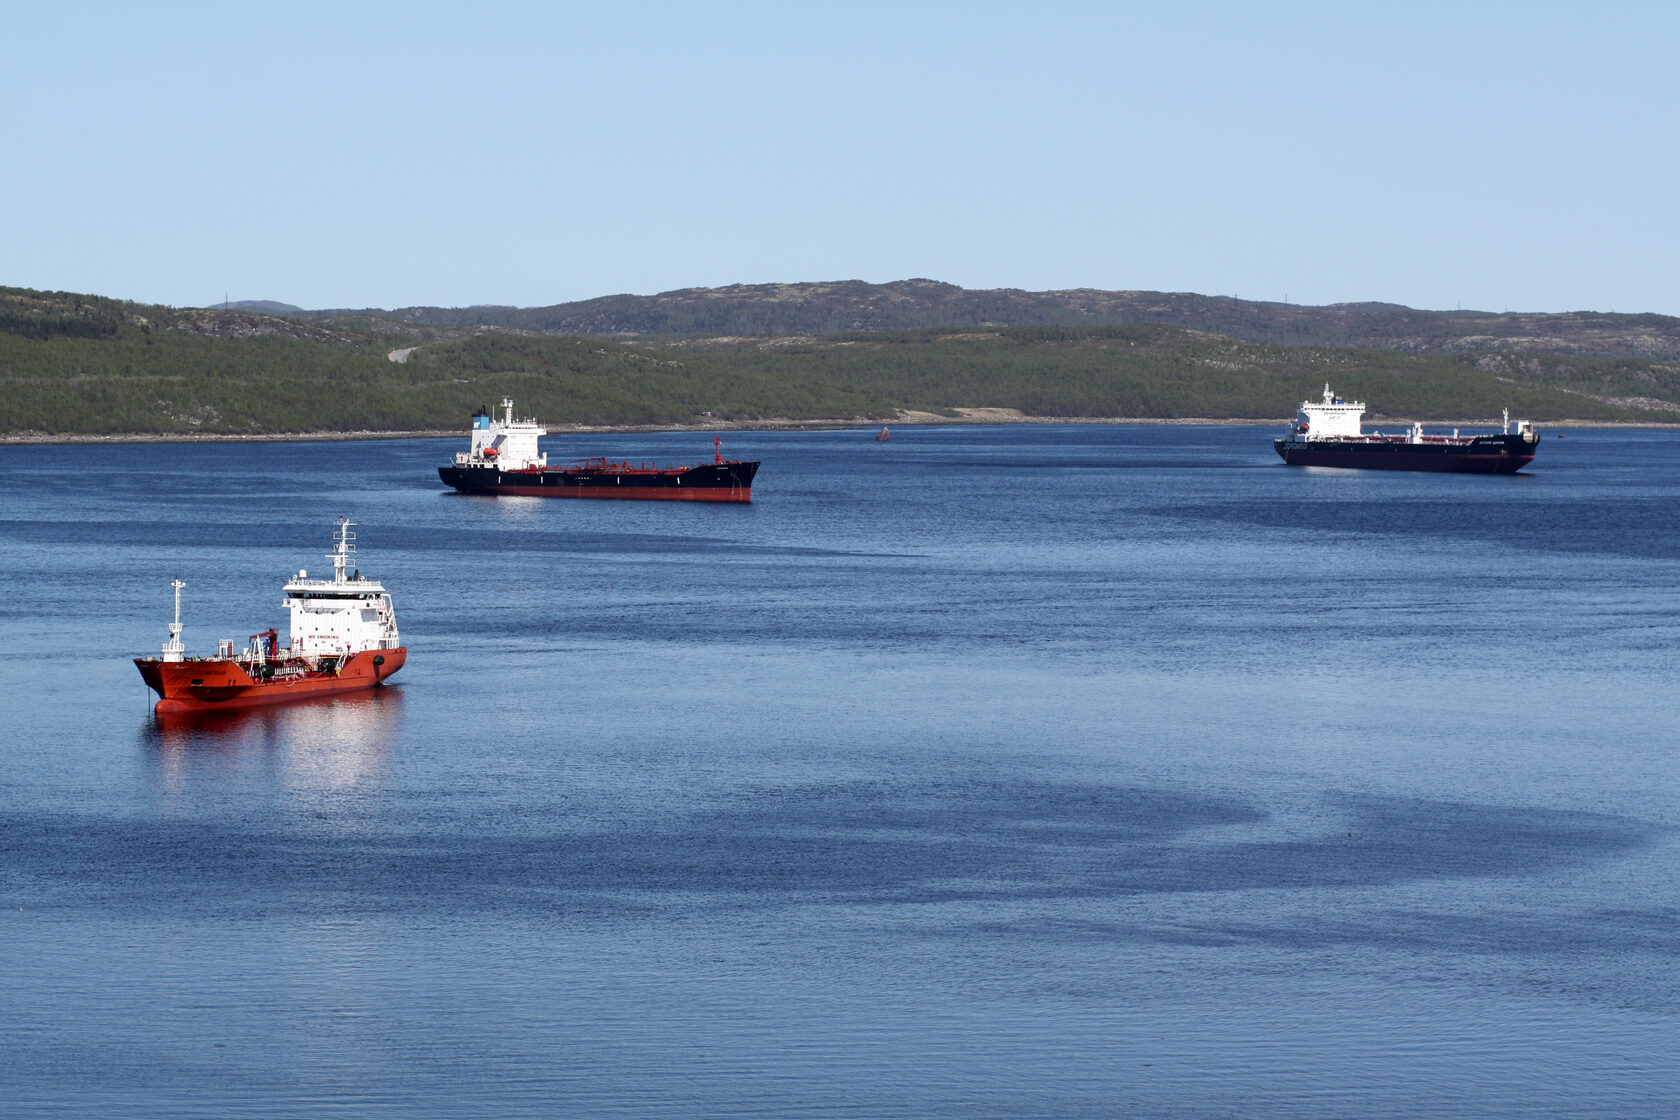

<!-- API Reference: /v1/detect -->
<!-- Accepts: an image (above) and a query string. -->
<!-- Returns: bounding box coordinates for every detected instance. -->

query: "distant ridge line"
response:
[245,280,1680,359]
[220,299,304,316]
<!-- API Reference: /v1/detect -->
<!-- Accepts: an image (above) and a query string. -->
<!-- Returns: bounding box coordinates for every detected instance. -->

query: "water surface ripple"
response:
[2,425,1677,1118]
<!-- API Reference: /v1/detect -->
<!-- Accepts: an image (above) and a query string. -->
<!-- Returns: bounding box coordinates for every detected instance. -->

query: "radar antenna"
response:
[328,517,357,582]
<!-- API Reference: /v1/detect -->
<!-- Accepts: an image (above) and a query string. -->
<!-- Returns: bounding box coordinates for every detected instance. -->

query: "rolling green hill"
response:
[297,279,1680,360]
[3,285,1677,436]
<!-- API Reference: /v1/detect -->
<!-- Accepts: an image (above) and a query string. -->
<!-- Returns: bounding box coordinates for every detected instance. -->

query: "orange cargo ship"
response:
[135,518,406,714]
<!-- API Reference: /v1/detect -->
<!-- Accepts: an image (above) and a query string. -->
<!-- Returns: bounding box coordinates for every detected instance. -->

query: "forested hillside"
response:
[5,287,1677,436]
[299,280,1680,359]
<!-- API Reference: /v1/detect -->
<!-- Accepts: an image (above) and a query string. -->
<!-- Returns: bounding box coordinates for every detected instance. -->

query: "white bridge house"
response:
[456,398,547,470]
[276,520,400,659]
[1294,384,1367,439]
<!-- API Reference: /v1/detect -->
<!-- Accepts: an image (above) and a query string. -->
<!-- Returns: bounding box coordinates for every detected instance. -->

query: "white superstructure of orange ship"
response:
[134,518,406,713]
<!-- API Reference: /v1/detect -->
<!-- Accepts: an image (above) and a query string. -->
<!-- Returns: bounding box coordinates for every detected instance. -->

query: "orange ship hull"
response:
[135,647,407,713]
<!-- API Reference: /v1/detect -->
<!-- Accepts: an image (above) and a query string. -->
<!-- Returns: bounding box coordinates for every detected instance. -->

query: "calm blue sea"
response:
[2,424,1678,1118]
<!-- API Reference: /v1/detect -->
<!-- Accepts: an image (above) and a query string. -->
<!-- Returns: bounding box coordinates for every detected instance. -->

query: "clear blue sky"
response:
[4,0,1676,314]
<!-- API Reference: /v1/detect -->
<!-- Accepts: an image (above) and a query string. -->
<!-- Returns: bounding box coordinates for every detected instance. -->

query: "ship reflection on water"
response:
[141,687,405,800]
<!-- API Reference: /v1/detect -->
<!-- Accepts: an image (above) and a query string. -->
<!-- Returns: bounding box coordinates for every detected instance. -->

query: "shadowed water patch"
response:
[1,786,1654,921]
[1164,495,1680,560]
[0,517,881,560]
[967,904,1680,957]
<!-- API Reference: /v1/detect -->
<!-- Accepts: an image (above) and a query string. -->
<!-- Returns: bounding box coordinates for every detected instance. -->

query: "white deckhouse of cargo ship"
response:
[454,397,547,470]
[1291,384,1369,439]
[281,518,401,657]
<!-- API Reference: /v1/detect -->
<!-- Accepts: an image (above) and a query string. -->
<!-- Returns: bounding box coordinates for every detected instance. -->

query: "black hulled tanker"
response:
[439,400,759,502]
[1274,385,1538,474]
